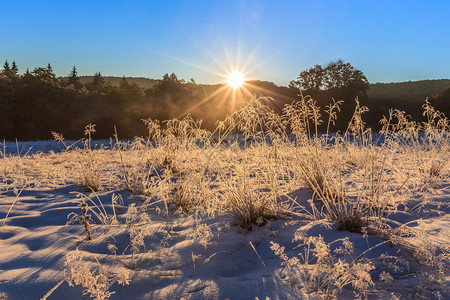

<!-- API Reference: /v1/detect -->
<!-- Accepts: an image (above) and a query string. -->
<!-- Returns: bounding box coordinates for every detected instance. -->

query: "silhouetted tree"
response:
[1,60,19,79]
[66,66,82,89]
[21,68,33,84]
[1,60,12,78]
[290,60,369,100]
[324,60,369,99]
[119,76,145,99]
[0,62,13,131]
[11,61,19,78]
[31,64,57,86]
[89,72,110,94]
[289,64,324,95]
[152,73,184,95]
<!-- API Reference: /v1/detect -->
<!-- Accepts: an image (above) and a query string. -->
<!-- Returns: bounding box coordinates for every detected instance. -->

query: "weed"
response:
[124,203,152,267]
[78,199,92,240]
[271,235,375,299]
[412,223,449,287]
[188,223,213,250]
[68,192,119,241]
[224,168,281,230]
[63,248,130,300]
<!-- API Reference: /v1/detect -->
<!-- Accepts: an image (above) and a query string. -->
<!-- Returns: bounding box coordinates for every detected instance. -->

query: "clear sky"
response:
[1,0,449,86]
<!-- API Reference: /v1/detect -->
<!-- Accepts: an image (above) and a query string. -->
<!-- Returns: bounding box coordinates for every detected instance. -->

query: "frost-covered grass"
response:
[0,97,449,299]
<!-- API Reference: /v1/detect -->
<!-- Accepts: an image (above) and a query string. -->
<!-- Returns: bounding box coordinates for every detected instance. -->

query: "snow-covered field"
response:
[0,99,449,299]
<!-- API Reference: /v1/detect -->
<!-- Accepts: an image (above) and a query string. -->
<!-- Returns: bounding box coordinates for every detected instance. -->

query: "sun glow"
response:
[160,41,274,118]
[226,71,245,89]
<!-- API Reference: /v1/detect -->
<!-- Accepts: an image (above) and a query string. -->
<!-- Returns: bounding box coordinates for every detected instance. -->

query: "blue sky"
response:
[1,0,449,85]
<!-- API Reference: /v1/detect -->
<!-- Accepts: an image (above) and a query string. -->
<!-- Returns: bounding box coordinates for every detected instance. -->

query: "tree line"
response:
[0,61,208,140]
[288,59,449,130]
[0,60,448,140]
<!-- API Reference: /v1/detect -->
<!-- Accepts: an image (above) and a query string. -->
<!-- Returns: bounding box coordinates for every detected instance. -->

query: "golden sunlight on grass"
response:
[226,71,245,89]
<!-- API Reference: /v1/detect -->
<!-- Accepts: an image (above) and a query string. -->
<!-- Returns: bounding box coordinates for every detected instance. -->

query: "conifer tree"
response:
[67,66,81,88]
[22,68,33,84]
[90,72,107,93]
[1,60,11,78]
[119,76,129,89]
[23,68,31,77]
[11,61,19,78]
[46,63,56,78]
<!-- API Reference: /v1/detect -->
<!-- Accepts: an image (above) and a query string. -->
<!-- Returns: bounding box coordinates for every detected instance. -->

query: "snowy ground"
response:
[0,139,115,156]
[0,108,449,299]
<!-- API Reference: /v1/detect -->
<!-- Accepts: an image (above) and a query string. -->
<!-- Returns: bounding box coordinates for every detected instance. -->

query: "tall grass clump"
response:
[222,166,281,230]
[67,192,120,241]
[283,94,369,232]
[209,98,294,229]
[79,123,102,191]
[282,92,447,235]
[271,235,374,299]
[63,249,130,300]
[379,100,449,191]
[52,123,102,191]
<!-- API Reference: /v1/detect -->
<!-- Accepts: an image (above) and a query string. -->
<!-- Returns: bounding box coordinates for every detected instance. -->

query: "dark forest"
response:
[1,60,449,140]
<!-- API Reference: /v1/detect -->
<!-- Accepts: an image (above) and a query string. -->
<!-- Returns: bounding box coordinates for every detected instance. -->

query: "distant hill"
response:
[58,75,450,105]
[59,76,160,89]
[368,79,450,103]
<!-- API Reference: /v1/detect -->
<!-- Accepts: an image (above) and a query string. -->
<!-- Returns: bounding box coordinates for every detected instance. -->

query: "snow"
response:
[0,136,449,300]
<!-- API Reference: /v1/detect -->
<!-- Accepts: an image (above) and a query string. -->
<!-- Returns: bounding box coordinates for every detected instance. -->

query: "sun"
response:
[226,71,245,89]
